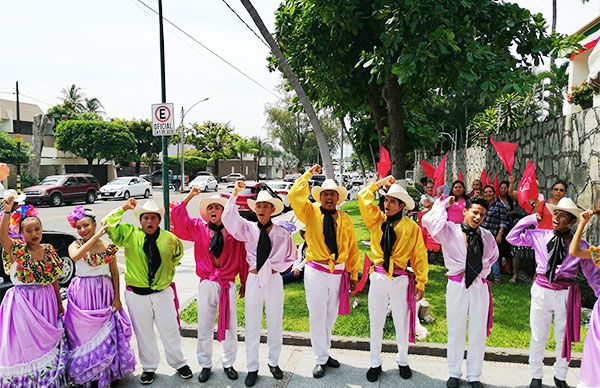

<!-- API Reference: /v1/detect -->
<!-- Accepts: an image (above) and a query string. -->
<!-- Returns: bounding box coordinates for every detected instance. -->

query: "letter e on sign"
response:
[151,103,175,136]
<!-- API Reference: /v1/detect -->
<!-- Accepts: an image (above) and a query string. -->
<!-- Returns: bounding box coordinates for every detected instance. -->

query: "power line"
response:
[134,0,277,98]
[218,0,269,48]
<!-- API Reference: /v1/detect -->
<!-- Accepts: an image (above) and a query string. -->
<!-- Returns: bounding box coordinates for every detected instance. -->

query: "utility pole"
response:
[158,0,170,230]
[180,106,185,193]
[15,82,22,193]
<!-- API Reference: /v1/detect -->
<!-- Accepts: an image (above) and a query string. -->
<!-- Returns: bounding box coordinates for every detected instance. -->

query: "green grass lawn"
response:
[181,201,587,352]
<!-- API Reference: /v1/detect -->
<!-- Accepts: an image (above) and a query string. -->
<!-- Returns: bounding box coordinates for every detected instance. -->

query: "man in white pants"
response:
[170,188,248,384]
[103,199,192,385]
[288,164,360,378]
[357,176,429,382]
[423,196,498,388]
[222,181,296,387]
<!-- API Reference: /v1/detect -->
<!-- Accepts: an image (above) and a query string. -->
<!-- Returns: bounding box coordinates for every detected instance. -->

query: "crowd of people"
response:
[0,163,598,388]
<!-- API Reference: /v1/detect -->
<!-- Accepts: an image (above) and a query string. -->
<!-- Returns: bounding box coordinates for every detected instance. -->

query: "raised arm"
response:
[101,198,137,247]
[171,187,207,242]
[421,197,454,244]
[288,165,320,224]
[68,224,108,261]
[221,181,255,242]
[0,196,14,253]
[505,213,538,247]
[507,175,518,201]
[357,176,393,231]
[570,209,598,259]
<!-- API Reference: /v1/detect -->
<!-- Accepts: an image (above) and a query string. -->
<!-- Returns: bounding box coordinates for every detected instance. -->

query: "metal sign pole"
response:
[158,0,169,230]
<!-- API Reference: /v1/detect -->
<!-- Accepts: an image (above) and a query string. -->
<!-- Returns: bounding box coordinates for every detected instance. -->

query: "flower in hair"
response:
[67,206,96,228]
[9,205,39,234]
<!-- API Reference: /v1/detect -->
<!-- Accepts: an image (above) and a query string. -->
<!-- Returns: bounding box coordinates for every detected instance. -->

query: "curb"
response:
[179,322,582,368]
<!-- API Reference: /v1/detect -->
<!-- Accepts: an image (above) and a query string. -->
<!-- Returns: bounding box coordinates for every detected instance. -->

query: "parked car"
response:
[0,182,4,199]
[140,170,189,190]
[23,174,100,207]
[221,181,286,221]
[98,176,152,200]
[220,173,246,183]
[189,175,218,192]
[0,230,77,302]
[283,173,301,182]
[308,174,326,187]
[268,181,293,208]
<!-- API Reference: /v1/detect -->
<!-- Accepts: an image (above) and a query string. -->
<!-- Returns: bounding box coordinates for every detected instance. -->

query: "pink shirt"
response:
[222,196,296,287]
[422,198,499,284]
[440,195,467,224]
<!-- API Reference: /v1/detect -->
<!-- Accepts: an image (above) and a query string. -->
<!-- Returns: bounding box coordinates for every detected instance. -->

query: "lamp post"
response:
[439,131,457,180]
[178,98,209,193]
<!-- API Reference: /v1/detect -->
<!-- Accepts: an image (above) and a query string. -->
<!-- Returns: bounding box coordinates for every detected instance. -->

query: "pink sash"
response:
[448,274,494,337]
[374,266,417,343]
[306,261,350,315]
[535,274,580,361]
[205,269,233,342]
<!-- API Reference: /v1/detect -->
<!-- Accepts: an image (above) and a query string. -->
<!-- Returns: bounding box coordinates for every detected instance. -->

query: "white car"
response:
[189,175,218,192]
[98,177,152,200]
[268,181,293,208]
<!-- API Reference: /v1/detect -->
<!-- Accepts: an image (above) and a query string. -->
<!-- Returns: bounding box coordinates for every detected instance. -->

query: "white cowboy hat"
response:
[546,197,584,222]
[199,194,228,222]
[379,183,415,211]
[134,200,165,220]
[311,179,348,206]
[2,189,26,205]
[248,190,284,216]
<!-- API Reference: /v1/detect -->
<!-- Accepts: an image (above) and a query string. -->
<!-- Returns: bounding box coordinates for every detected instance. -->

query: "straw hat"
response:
[546,197,584,222]
[379,183,415,211]
[134,200,165,220]
[199,194,228,222]
[311,179,348,206]
[2,189,26,205]
[248,190,284,216]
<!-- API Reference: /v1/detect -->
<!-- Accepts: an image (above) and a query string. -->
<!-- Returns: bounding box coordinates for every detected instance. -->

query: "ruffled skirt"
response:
[579,299,600,388]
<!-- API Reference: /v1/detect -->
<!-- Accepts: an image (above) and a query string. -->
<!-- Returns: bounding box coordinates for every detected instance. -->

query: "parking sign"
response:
[151,103,175,136]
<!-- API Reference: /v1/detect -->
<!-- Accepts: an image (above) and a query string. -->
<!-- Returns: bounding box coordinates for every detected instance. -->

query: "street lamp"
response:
[178,97,209,193]
[439,131,458,180]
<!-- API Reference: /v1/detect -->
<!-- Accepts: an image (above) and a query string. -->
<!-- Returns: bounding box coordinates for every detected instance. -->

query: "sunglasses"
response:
[553,188,565,192]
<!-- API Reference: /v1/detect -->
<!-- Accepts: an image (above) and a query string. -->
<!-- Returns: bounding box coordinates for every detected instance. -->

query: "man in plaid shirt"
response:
[481,185,509,283]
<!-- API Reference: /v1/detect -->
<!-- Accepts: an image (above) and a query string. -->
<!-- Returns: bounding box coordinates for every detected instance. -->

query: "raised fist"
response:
[308,164,321,175]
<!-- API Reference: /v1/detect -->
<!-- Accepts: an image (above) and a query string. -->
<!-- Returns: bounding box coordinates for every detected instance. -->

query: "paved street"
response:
[118,336,581,387]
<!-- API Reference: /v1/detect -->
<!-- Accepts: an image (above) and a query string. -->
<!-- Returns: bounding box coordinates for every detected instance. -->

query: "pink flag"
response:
[517,161,538,214]
[480,169,490,187]
[352,254,373,295]
[420,160,435,180]
[490,136,518,175]
[457,171,464,182]
[433,153,448,193]
[493,173,500,196]
[377,146,391,178]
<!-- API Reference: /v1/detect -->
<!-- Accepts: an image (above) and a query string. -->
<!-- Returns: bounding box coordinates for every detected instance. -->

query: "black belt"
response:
[127,285,162,295]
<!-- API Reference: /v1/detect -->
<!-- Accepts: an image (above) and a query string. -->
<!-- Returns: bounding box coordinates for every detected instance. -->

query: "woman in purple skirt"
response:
[569,203,600,388]
[0,196,68,387]
[64,206,136,387]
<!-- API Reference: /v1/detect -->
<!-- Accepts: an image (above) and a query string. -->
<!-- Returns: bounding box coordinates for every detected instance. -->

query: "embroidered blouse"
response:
[2,241,62,285]
[74,239,116,277]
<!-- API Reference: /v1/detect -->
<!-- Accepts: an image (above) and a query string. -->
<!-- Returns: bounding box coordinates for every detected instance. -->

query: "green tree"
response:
[49,84,104,123]
[181,121,237,177]
[60,84,86,113]
[54,120,136,173]
[0,133,30,165]
[112,118,161,175]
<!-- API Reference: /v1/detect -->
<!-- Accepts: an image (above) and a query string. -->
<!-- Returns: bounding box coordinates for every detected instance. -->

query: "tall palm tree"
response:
[84,97,104,114]
[60,84,86,112]
[239,0,335,178]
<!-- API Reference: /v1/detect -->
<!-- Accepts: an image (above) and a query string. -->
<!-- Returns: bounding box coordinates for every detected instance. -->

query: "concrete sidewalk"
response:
[119,336,580,387]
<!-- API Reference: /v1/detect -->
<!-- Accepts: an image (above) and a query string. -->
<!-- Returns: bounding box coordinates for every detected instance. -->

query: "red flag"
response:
[457,171,464,182]
[352,254,373,295]
[517,160,539,213]
[493,173,500,196]
[490,136,518,175]
[377,146,391,178]
[420,160,435,180]
[480,169,490,186]
[433,153,448,192]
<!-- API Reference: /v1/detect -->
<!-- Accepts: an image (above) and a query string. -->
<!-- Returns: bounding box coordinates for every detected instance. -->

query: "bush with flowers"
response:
[567,81,594,109]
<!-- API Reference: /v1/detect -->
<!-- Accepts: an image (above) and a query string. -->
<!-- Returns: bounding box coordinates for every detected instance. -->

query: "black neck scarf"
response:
[380,212,403,271]
[546,229,570,283]
[320,207,338,260]
[461,222,483,288]
[256,220,273,272]
[208,222,224,259]
[142,228,162,287]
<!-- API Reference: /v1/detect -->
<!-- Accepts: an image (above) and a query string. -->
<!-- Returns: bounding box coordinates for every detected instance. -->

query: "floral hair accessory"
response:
[9,205,39,234]
[67,206,96,228]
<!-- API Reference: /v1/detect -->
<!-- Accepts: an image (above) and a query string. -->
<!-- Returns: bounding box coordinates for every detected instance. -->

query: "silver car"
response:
[190,175,218,192]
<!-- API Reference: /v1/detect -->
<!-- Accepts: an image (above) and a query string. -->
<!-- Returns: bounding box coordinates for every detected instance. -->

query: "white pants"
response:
[368,272,410,368]
[446,279,489,382]
[529,282,569,380]
[196,279,238,368]
[245,272,284,372]
[125,287,187,372]
[304,262,344,364]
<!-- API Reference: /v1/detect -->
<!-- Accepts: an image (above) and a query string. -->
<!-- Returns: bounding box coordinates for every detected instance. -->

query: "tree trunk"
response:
[29,114,51,180]
[367,82,387,148]
[135,161,141,176]
[87,159,94,174]
[383,73,406,178]
[338,116,367,180]
[550,0,556,65]
[240,0,335,178]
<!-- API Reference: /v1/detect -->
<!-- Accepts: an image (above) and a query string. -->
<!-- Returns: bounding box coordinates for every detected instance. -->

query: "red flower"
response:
[26,272,34,282]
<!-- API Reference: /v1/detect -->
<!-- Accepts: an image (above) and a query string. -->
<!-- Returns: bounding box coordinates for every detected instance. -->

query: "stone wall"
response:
[414,106,600,242]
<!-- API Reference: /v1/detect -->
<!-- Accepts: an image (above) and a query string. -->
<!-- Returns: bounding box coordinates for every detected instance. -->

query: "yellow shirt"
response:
[357,183,429,291]
[288,171,360,280]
